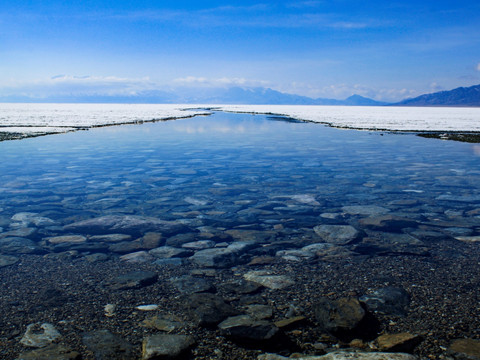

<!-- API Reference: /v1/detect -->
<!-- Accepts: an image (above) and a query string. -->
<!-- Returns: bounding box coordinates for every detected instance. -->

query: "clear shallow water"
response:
[2,111,480,359]
[0,111,479,237]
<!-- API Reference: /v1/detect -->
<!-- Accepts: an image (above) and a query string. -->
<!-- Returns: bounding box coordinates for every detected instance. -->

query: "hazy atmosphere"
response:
[1,0,480,102]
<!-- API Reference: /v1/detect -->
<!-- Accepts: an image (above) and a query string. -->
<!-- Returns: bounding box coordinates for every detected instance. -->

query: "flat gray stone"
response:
[313,225,360,245]
[142,334,195,360]
[20,323,61,348]
[64,215,188,236]
[82,329,135,360]
[243,271,294,290]
[0,254,19,267]
[16,344,80,360]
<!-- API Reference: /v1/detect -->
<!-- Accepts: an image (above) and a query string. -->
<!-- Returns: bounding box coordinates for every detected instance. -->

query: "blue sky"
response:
[1,0,479,101]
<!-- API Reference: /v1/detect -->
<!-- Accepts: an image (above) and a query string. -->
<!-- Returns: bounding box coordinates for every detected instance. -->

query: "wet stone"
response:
[313,225,360,245]
[360,287,410,316]
[20,322,62,348]
[64,215,188,236]
[358,215,418,232]
[221,279,263,295]
[82,329,135,360]
[0,254,19,267]
[218,315,279,343]
[257,351,419,359]
[170,275,216,294]
[89,234,132,242]
[140,315,184,332]
[342,205,390,216]
[108,271,158,290]
[120,251,154,263]
[449,338,480,360]
[191,247,243,268]
[0,237,44,255]
[181,239,216,250]
[45,235,87,245]
[244,270,295,290]
[246,304,274,320]
[149,246,192,259]
[142,334,195,360]
[186,293,239,327]
[16,344,80,360]
[353,232,429,256]
[314,297,365,335]
[376,333,423,353]
[0,227,37,239]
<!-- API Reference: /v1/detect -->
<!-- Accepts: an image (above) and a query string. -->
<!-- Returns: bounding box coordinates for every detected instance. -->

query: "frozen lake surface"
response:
[1,104,479,138]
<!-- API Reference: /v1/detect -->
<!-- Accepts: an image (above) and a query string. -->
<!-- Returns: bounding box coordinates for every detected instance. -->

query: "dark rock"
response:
[171,275,216,294]
[449,338,480,359]
[314,297,365,335]
[82,329,135,360]
[313,225,360,245]
[108,271,158,290]
[221,280,263,295]
[353,232,429,256]
[191,248,241,268]
[149,246,193,259]
[16,344,80,360]
[246,305,274,320]
[0,254,19,267]
[185,293,239,327]
[218,315,279,342]
[0,237,45,255]
[142,334,195,360]
[64,215,188,236]
[165,233,197,247]
[20,323,62,348]
[358,215,418,232]
[376,333,423,353]
[360,287,410,316]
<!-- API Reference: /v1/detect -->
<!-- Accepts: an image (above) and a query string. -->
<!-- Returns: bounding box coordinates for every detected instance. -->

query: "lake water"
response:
[1,110,480,359]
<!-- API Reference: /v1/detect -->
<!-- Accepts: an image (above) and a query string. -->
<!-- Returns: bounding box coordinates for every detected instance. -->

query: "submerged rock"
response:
[448,338,480,359]
[0,254,19,267]
[342,205,390,216]
[376,333,423,353]
[64,215,188,236]
[142,334,195,360]
[360,287,410,316]
[20,323,62,348]
[0,237,44,255]
[313,225,360,245]
[218,315,279,342]
[108,271,158,290]
[16,344,80,360]
[257,351,419,359]
[244,270,294,290]
[82,329,135,360]
[186,293,239,327]
[171,275,215,294]
[314,297,365,334]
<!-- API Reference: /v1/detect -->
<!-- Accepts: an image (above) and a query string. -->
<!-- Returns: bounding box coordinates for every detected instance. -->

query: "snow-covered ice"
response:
[1,103,479,136]
[218,105,480,132]
[0,103,209,134]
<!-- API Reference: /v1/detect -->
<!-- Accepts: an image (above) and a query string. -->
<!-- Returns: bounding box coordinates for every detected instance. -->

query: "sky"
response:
[1,0,479,102]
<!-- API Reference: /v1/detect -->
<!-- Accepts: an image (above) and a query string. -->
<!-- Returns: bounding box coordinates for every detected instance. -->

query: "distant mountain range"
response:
[1,84,479,106]
[393,84,480,106]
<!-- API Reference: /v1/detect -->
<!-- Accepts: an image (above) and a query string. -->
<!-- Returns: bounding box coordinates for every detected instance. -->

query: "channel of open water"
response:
[1,110,480,359]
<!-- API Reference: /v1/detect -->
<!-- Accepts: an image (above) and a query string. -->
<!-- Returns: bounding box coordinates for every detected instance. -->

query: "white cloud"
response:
[0,75,156,97]
[477,63,480,71]
[172,76,269,88]
[275,82,419,102]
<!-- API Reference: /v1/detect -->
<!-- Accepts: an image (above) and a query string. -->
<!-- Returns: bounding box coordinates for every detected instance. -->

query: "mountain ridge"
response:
[1,84,479,106]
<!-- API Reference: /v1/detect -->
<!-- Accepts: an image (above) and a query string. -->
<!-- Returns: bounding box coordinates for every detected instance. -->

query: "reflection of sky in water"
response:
[0,111,479,225]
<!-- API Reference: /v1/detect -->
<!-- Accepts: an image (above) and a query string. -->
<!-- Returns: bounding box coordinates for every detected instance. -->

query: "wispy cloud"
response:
[477,63,480,71]
[173,76,270,88]
[0,75,156,97]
